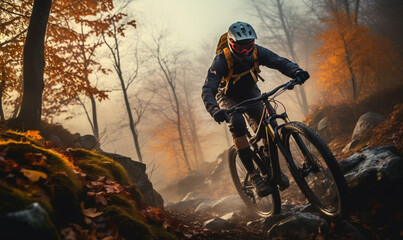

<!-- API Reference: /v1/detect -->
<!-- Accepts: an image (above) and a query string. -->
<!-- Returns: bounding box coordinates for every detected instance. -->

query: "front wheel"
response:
[281,122,349,217]
[228,146,281,217]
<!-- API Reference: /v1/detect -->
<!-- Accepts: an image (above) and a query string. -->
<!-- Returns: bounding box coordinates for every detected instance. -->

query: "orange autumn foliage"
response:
[0,0,116,119]
[149,119,193,180]
[314,9,401,103]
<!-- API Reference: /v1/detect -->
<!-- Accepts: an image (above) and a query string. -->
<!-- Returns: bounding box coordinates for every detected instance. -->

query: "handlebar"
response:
[227,79,299,115]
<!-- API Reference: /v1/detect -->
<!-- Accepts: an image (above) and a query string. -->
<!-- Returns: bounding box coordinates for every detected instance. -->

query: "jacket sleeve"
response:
[257,45,301,78]
[201,53,228,116]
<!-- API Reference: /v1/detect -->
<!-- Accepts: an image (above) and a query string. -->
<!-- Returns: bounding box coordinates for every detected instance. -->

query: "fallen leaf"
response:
[105,185,121,194]
[0,159,18,172]
[83,208,104,218]
[20,168,47,182]
[25,130,43,140]
[95,192,107,205]
[25,152,48,167]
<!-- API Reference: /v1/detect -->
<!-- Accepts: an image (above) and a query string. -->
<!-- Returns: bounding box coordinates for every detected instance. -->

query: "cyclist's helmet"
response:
[227,22,257,61]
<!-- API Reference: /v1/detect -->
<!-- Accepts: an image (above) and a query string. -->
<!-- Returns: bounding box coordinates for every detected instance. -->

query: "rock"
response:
[317,116,328,131]
[267,212,329,239]
[166,199,208,211]
[352,112,385,140]
[202,217,235,230]
[194,199,218,212]
[104,152,164,208]
[181,191,210,201]
[247,212,296,231]
[333,220,366,240]
[340,145,403,191]
[342,138,361,153]
[75,134,100,150]
[220,211,243,223]
[209,195,246,214]
[0,203,59,240]
[48,134,64,147]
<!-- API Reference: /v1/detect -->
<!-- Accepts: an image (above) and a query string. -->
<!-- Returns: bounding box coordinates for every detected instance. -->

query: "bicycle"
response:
[226,78,349,218]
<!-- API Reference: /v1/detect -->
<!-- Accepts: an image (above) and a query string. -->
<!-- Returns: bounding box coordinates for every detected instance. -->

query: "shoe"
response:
[278,171,290,191]
[250,171,272,197]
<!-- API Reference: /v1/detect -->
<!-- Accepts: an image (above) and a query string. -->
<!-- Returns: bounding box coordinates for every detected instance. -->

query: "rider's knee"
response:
[229,112,248,138]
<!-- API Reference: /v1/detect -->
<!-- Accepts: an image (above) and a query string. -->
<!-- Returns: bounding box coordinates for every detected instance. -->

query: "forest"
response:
[0,0,402,239]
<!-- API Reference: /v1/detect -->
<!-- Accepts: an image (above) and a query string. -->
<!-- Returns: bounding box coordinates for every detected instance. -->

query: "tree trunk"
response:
[16,0,52,130]
[118,72,143,163]
[0,70,5,121]
[172,89,191,172]
[341,32,358,100]
[89,94,99,139]
[276,0,309,116]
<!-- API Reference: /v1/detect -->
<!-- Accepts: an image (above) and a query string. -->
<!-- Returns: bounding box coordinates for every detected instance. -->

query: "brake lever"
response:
[283,80,297,90]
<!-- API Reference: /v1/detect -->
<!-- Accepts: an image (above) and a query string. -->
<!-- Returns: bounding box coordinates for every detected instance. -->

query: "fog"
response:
[51,0,402,193]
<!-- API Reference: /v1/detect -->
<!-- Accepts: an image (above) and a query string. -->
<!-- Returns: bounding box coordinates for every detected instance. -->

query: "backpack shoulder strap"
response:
[223,48,233,78]
[220,48,234,94]
[252,46,265,82]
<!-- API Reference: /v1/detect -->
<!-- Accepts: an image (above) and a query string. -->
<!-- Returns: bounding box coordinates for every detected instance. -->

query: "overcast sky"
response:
[133,0,256,50]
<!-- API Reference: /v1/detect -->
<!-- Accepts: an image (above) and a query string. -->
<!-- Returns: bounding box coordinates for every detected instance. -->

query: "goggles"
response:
[228,38,255,54]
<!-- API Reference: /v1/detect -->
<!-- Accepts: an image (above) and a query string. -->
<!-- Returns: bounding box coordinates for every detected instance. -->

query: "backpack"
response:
[215,33,264,94]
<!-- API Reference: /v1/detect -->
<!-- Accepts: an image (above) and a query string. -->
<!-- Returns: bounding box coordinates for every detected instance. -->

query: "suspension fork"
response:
[263,99,282,184]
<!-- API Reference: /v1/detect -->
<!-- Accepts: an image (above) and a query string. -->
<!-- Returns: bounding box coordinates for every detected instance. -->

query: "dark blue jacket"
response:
[201,44,301,116]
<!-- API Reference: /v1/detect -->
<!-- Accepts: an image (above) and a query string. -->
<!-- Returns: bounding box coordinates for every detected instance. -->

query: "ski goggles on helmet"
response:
[228,38,255,54]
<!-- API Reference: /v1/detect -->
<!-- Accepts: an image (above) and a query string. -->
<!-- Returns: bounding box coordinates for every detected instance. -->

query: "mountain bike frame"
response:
[227,79,312,186]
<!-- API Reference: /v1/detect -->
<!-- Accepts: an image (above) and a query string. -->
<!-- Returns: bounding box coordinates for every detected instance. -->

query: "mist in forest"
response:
[1,0,402,193]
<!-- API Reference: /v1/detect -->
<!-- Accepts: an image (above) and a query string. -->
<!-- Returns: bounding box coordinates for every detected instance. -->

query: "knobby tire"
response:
[281,122,349,217]
[228,146,281,217]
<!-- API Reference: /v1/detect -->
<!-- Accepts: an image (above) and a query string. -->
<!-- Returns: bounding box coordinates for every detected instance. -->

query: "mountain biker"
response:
[201,21,310,197]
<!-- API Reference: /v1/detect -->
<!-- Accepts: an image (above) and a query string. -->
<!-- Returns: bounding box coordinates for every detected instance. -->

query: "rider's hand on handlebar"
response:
[212,108,230,124]
[294,70,310,85]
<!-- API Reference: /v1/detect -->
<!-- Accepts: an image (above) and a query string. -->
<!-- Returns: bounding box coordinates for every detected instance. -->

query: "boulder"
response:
[339,145,403,193]
[0,203,59,240]
[104,152,164,208]
[74,134,100,150]
[352,112,385,140]
[267,212,329,239]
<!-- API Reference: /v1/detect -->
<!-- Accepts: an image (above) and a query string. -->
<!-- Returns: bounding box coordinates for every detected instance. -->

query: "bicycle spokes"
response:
[288,134,340,213]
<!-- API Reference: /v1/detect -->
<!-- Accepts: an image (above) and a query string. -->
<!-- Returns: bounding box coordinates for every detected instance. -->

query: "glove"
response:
[212,109,230,124]
[294,70,310,84]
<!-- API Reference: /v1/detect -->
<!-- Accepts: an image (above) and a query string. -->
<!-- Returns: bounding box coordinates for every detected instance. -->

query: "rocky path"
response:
[162,146,403,240]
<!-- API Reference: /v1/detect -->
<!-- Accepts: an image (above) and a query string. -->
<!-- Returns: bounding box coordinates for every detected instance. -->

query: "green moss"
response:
[0,180,51,215]
[105,196,177,240]
[0,180,61,239]
[107,194,138,215]
[104,205,153,240]
[0,130,44,147]
[149,225,179,240]
[0,141,83,224]
[69,149,131,186]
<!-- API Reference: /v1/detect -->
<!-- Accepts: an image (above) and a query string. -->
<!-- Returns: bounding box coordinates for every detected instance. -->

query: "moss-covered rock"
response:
[0,141,83,224]
[0,130,178,239]
[68,148,131,186]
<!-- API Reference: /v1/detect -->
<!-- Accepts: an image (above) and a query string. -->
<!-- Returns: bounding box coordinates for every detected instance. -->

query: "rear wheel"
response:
[281,122,349,217]
[228,146,281,217]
